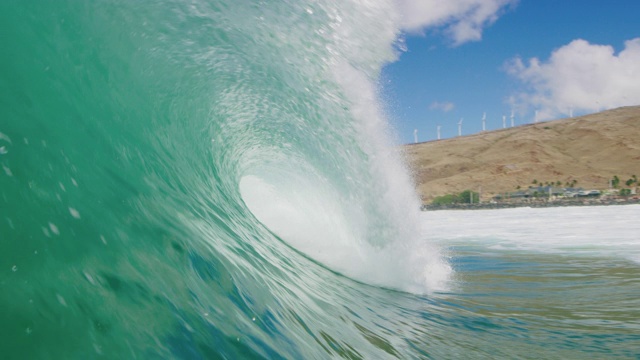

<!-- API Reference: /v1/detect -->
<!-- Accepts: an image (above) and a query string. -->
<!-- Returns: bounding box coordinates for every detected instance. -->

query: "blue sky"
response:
[383,0,640,144]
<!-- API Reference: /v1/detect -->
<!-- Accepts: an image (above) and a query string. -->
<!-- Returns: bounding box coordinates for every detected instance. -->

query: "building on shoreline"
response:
[423,186,639,211]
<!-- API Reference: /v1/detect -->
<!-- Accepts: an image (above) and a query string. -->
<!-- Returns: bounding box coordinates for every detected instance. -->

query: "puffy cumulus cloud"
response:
[506,38,640,120]
[397,0,518,45]
[429,101,455,112]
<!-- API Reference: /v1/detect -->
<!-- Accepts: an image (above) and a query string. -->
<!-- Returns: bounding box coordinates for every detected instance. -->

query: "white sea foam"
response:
[240,172,450,294]
[421,205,640,263]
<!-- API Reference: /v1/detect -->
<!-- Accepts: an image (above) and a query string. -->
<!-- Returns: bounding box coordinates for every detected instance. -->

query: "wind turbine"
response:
[413,129,418,144]
[502,115,506,128]
[534,110,539,123]
[482,112,486,131]
[510,110,515,127]
[569,107,573,117]
[457,118,463,136]
[437,125,441,140]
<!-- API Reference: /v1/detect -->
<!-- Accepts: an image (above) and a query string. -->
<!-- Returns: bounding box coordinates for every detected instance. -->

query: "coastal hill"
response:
[403,106,640,203]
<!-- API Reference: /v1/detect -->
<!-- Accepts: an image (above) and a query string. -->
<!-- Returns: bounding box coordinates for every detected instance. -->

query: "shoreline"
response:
[422,197,640,211]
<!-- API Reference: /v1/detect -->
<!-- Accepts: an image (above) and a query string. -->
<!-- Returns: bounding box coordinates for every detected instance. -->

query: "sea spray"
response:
[232,1,452,292]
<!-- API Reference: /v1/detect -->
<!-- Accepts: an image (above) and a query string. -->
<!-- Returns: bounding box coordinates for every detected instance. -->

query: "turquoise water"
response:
[2,1,639,358]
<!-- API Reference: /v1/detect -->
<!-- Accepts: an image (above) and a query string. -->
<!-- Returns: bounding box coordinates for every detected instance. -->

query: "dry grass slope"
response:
[403,106,640,203]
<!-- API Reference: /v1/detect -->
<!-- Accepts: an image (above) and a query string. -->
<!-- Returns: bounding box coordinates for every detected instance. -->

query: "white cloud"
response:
[397,0,518,45]
[430,101,455,112]
[506,38,640,120]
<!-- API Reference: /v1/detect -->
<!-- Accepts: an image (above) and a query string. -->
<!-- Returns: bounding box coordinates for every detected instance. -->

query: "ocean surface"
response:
[1,1,639,358]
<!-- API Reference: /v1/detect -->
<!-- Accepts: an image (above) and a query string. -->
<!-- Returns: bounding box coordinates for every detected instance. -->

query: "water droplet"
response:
[184,322,194,333]
[59,182,66,191]
[69,207,80,219]
[252,317,256,321]
[42,227,51,237]
[0,146,7,155]
[83,271,95,285]
[71,178,78,187]
[56,294,67,307]
[0,132,11,144]
[26,327,32,335]
[100,235,107,244]
[49,222,59,235]
[3,165,12,177]
[23,138,29,145]
[11,265,17,272]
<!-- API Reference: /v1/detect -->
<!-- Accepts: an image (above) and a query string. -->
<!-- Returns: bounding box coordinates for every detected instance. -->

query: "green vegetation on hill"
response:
[432,190,480,205]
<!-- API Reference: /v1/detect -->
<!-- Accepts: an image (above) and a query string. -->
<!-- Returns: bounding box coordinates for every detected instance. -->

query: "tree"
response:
[431,194,459,205]
[620,188,631,196]
[626,178,635,187]
[459,190,479,204]
[532,179,538,184]
[612,175,620,188]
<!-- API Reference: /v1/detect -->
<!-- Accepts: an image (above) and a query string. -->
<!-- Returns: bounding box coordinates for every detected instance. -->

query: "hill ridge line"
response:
[403,106,640,203]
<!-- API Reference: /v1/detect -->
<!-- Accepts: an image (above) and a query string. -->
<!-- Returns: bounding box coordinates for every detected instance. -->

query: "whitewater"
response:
[1,0,639,358]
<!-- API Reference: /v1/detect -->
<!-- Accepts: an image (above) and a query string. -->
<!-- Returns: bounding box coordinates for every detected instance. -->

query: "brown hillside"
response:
[403,106,640,203]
